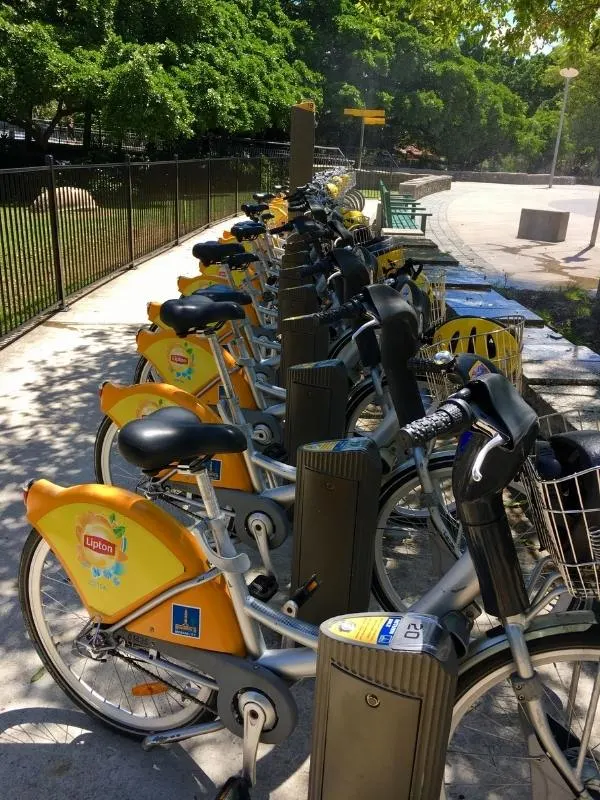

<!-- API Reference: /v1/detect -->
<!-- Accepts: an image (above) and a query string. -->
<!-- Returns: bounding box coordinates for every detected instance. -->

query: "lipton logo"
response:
[168,345,194,380]
[84,534,116,556]
[76,511,128,587]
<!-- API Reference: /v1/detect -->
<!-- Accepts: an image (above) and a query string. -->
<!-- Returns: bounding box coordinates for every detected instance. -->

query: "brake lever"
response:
[471,432,508,482]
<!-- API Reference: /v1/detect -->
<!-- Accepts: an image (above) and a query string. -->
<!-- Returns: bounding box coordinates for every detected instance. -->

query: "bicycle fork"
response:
[504,616,599,799]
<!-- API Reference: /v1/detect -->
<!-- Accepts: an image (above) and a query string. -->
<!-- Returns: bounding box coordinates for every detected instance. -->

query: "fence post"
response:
[126,155,135,268]
[45,155,68,310]
[235,157,239,213]
[207,157,212,224]
[174,154,180,244]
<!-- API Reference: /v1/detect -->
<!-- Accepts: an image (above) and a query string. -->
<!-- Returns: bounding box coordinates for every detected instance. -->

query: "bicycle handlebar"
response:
[310,298,364,327]
[407,356,455,374]
[397,394,473,452]
[299,259,330,278]
[270,221,293,235]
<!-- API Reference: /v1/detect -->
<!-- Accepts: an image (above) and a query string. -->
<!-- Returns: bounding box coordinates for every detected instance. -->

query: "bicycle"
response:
[20,372,600,796]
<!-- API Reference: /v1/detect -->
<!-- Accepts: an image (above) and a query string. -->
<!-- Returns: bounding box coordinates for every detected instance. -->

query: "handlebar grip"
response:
[270,221,293,235]
[398,399,472,452]
[311,299,363,327]
[300,260,329,278]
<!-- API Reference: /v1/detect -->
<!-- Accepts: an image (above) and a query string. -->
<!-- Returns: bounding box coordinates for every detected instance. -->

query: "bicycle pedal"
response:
[261,443,287,460]
[213,776,252,800]
[289,573,320,609]
[248,573,279,601]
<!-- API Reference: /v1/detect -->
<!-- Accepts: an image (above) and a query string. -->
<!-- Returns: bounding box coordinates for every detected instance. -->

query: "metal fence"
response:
[0,155,288,341]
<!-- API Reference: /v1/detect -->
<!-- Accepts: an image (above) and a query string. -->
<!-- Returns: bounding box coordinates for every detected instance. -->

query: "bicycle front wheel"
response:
[374,458,542,616]
[447,628,600,798]
[19,529,215,738]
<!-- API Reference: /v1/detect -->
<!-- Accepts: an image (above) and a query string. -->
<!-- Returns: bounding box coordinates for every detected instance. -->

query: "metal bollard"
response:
[291,438,381,624]
[309,612,458,800]
[284,359,348,465]
[280,310,329,391]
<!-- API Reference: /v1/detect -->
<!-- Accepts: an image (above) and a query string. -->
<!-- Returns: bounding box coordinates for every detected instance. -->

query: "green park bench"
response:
[379,180,432,233]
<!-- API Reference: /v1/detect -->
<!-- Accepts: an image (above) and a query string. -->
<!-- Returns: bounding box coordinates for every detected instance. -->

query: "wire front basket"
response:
[523,411,600,598]
[419,315,525,403]
[421,269,446,330]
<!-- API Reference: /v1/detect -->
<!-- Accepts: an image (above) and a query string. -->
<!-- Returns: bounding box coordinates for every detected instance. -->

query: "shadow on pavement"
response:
[0,705,216,800]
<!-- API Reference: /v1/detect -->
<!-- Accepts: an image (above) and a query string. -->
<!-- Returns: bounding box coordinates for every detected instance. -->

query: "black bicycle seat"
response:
[192,240,244,265]
[241,203,269,216]
[118,407,247,472]
[253,192,276,202]
[230,221,267,241]
[192,285,252,305]
[160,296,245,335]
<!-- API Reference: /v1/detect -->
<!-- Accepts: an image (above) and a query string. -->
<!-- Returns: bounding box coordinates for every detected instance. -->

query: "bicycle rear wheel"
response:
[19,529,216,738]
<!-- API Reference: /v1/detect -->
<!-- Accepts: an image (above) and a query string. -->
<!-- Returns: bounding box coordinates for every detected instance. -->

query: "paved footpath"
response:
[0,218,311,800]
[425,182,600,289]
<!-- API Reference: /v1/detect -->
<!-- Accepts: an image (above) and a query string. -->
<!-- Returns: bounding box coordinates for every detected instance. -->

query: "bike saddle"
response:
[192,240,244,265]
[230,221,267,241]
[241,202,269,216]
[191,285,252,305]
[261,212,275,221]
[543,430,600,562]
[160,296,245,335]
[226,252,259,269]
[253,192,275,202]
[118,406,247,472]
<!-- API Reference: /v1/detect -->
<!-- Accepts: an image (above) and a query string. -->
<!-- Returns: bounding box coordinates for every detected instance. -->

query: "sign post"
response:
[343,108,385,169]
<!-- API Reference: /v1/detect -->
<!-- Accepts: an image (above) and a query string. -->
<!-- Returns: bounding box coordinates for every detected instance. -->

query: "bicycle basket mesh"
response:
[419,315,524,403]
[351,225,375,246]
[419,269,446,330]
[523,411,600,598]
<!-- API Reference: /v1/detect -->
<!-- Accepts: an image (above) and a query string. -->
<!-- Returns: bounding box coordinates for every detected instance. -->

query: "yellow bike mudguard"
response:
[218,231,253,252]
[136,328,257,407]
[99,382,253,492]
[177,274,260,327]
[25,479,246,654]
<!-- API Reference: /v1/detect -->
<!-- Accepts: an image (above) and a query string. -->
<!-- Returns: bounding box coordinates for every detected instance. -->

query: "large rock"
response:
[31,186,97,212]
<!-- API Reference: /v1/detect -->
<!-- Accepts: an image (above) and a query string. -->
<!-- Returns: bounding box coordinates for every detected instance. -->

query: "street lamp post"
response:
[548,67,579,189]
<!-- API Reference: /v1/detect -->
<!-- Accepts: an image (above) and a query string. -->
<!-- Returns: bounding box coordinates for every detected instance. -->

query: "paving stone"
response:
[433,265,490,290]
[446,288,544,326]
[525,383,600,418]
[524,359,600,384]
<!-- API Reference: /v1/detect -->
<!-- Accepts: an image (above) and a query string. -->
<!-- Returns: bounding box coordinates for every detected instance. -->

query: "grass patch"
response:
[500,284,600,351]
[0,193,237,337]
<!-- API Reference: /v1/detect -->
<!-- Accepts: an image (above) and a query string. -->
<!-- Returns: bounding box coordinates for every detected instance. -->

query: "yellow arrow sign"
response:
[364,117,386,125]
[344,108,385,117]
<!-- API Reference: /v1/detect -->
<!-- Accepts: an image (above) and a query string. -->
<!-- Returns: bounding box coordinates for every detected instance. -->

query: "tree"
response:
[358,0,600,52]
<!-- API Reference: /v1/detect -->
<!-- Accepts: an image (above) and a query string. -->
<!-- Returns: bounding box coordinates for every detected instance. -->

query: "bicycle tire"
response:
[132,355,156,384]
[373,452,458,610]
[19,528,217,739]
[448,626,600,797]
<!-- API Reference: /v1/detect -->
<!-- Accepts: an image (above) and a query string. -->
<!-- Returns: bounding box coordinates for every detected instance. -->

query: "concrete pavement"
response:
[426,181,600,289]
[0,217,313,800]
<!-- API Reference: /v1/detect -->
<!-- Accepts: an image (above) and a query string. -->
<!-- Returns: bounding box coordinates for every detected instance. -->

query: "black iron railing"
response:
[0,155,288,342]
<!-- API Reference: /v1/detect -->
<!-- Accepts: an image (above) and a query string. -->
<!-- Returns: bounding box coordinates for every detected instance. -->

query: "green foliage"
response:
[0,0,598,174]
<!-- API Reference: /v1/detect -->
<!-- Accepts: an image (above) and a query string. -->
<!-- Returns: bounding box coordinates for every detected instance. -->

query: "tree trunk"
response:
[83,107,92,151]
